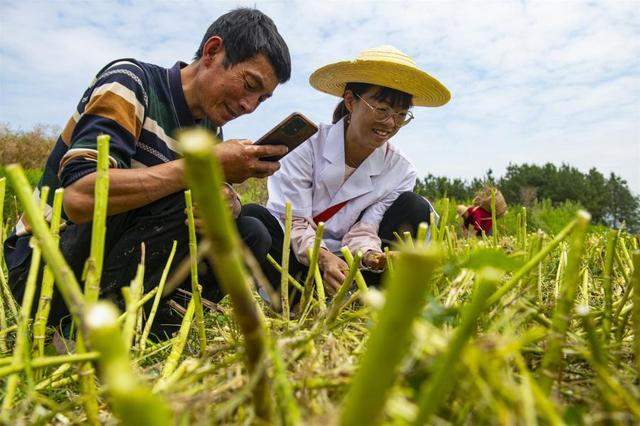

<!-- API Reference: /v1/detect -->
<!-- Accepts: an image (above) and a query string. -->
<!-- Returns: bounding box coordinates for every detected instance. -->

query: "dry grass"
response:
[0,124,57,169]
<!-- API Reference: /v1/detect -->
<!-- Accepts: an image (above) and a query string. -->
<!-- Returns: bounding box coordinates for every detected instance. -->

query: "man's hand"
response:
[215,139,288,183]
[318,249,349,295]
[186,186,241,233]
[222,184,241,218]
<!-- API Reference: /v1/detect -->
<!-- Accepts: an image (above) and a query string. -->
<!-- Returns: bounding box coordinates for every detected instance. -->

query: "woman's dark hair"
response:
[195,8,291,83]
[332,83,413,124]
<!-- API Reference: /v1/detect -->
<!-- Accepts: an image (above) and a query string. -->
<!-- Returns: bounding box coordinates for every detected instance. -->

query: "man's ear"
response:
[202,36,224,62]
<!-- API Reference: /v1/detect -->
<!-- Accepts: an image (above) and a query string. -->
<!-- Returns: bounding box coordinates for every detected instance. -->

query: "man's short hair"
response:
[195,8,291,83]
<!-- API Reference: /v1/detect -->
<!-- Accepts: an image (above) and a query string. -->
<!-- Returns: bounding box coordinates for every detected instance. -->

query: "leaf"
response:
[461,248,523,272]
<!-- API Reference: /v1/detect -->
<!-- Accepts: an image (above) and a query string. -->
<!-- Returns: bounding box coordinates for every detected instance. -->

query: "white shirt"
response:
[267,117,417,263]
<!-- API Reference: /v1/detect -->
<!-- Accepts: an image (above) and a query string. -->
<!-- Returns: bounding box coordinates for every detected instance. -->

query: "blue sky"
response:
[1,0,639,193]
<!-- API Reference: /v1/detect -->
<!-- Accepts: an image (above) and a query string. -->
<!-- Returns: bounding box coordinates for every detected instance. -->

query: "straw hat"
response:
[456,205,469,217]
[473,187,508,218]
[309,45,451,107]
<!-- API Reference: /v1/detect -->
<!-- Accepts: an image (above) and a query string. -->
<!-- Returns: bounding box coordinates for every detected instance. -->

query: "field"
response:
[0,130,639,425]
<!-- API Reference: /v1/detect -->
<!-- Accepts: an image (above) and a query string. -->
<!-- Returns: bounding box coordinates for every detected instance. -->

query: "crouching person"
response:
[3,8,292,339]
[242,45,450,298]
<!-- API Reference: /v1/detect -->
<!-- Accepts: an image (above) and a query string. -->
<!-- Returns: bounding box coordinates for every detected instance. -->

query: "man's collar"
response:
[169,61,197,127]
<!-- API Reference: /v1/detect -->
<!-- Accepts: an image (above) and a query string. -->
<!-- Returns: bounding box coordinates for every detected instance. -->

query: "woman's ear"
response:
[343,90,355,113]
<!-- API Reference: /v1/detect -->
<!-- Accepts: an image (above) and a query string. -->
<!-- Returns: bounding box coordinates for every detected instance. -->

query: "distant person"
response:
[4,8,291,336]
[242,45,450,293]
[457,186,508,237]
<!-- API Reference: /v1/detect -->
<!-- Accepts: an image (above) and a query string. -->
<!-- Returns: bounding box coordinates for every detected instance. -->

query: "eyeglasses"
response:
[356,94,414,127]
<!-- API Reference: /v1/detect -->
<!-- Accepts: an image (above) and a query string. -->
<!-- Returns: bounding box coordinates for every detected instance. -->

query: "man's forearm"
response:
[63,160,186,223]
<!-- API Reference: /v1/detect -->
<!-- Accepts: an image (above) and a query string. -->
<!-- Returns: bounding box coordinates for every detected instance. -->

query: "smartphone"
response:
[254,112,318,161]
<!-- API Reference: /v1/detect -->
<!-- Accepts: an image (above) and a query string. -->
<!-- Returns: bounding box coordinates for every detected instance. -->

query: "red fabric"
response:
[313,200,349,224]
[463,206,492,236]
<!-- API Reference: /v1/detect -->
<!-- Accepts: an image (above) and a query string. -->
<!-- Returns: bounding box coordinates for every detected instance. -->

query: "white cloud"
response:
[1,0,639,193]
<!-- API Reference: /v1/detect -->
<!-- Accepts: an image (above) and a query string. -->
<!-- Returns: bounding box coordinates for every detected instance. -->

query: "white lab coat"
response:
[267,117,418,254]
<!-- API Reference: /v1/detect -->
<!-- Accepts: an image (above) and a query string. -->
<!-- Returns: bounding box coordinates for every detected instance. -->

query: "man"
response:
[3,8,291,336]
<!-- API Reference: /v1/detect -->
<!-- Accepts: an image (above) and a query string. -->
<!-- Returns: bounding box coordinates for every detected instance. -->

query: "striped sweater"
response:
[5,58,220,268]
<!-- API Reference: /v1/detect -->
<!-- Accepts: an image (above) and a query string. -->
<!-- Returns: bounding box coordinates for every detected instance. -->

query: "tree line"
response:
[414,163,640,232]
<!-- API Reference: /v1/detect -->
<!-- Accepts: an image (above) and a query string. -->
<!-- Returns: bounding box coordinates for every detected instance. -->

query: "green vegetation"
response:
[416,164,640,232]
[0,128,638,424]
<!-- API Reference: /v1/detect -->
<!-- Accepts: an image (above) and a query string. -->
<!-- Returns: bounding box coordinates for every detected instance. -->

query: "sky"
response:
[1,0,639,193]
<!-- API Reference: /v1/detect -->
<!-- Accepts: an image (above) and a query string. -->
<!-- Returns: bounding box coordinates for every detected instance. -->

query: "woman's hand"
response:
[363,250,386,271]
[317,249,349,295]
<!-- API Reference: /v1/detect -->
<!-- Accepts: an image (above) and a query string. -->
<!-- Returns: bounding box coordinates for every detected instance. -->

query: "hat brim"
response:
[309,60,451,107]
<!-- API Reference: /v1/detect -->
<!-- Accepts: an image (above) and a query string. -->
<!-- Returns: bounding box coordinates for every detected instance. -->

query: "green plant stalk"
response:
[491,188,498,247]
[614,315,633,346]
[185,190,207,355]
[516,212,522,250]
[539,211,591,394]
[342,249,368,294]
[33,188,64,362]
[75,340,99,424]
[116,288,157,325]
[591,362,640,417]
[85,301,172,425]
[160,297,196,379]
[154,358,199,393]
[84,134,109,303]
[1,236,43,417]
[73,135,110,425]
[417,221,427,243]
[384,246,394,274]
[179,128,273,421]
[2,186,50,415]
[0,178,9,343]
[5,165,86,322]
[488,218,577,306]
[631,252,640,378]
[429,211,438,241]
[554,245,567,301]
[521,207,527,251]
[300,222,324,316]
[613,251,633,325]
[413,267,499,426]
[122,261,144,352]
[140,240,177,351]
[602,229,618,341]
[0,325,16,338]
[443,225,454,253]
[0,352,100,378]
[271,340,301,426]
[339,246,442,426]
[576,305,616,415]
[325,250,363,325]
[437,198,449,243]
[403,231,414,247]
[579,268,589,307]
[0,177,19,326]
[281,201,293,320]
[314,254,326,312]
[0,304,6,353]
[267,254,304,292]
[524,231,541,300]
[513,353,563,426]
[0,177,4,230]
[0,268,18,322]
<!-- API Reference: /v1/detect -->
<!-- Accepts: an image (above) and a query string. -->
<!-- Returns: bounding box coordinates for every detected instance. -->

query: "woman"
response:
[458,186,508,237]
[242,45,450,294]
